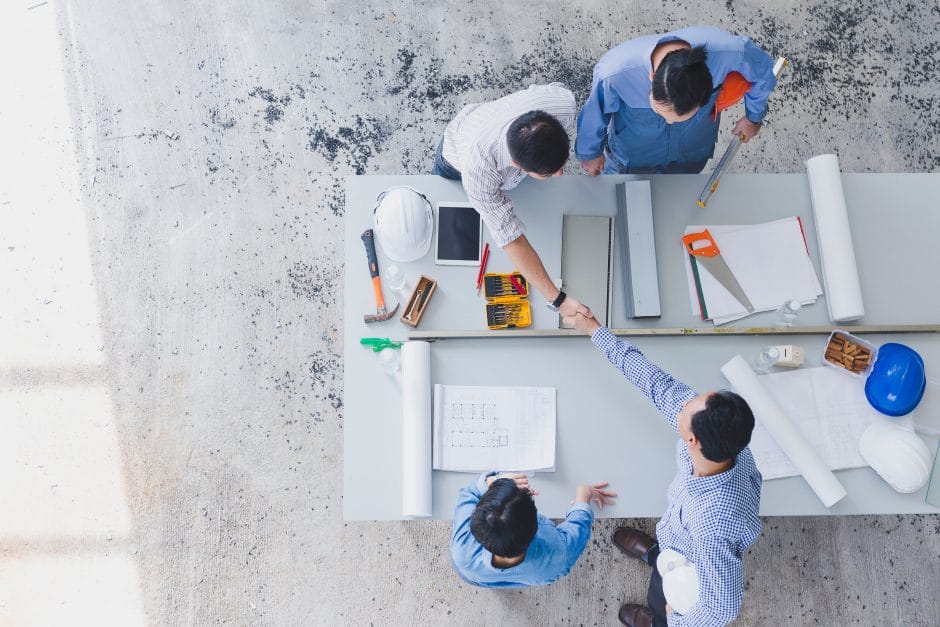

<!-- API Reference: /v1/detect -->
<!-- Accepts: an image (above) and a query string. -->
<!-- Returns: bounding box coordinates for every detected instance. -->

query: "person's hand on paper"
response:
[562,311,601,335]
[487,472,539,496]
[732,116,762,142]
[574,482,617,509]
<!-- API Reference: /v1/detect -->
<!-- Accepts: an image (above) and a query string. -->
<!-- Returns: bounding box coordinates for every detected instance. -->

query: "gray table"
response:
[343,174,940,520]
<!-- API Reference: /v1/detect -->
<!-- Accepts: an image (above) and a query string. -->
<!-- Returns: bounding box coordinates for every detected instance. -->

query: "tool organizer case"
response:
[482,272,531,330]
[400,275,437,328]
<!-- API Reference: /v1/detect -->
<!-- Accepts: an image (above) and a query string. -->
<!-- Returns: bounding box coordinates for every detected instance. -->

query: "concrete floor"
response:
[2,0,939,624]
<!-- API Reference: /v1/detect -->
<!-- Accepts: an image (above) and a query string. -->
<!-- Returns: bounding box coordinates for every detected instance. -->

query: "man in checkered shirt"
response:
[565,313,762,627]
[433,83,593,319]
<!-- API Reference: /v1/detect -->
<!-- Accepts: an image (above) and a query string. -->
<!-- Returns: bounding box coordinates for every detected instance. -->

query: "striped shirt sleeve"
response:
[463,145,526,247]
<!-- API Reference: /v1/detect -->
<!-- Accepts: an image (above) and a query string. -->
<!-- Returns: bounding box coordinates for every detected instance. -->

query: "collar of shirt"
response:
[496,137,526,191]
[646,34,686,74]
[680,446,738,497]
[478,521,545,573]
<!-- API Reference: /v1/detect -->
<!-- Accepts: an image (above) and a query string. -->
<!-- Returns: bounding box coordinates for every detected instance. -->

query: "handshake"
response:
[486,473,617,510]
[561,310,602,335]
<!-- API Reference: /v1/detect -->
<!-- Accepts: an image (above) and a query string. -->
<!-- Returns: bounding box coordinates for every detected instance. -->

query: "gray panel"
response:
[616,180,661,318]
[560,215,612,327]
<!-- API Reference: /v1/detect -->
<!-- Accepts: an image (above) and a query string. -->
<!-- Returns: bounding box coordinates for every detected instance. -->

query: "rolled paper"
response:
[805,154,865,322]
[722,355,847,507]
[401,341,432,518]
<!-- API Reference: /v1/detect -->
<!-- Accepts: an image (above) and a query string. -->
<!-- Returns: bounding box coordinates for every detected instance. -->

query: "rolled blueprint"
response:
[805,154,865,322]
[721,355,847,507]
[401,341,432,518]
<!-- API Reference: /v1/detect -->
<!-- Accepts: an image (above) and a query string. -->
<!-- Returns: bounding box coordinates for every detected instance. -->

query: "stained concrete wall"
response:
[4,0,938,624]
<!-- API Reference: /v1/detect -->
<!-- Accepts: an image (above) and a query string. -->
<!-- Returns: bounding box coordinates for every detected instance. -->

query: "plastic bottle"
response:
[378,347,401,375]
[774,299,802,327]
[383,264,410,299]
[753,346,780,374]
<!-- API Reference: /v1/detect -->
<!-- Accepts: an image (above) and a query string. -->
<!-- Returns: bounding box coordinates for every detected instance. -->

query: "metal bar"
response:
[697,57,789,208]
[697,137,743,208]
[409,324,940,341]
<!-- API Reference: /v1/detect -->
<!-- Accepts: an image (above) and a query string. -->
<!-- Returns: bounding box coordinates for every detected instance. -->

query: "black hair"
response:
[506,110,570,176]
[650,45,713,116]
[470,478,538,558]
[690,390,755,462]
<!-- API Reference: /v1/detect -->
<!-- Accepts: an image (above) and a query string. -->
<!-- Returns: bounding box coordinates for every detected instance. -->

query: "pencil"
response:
[475,243,490,293]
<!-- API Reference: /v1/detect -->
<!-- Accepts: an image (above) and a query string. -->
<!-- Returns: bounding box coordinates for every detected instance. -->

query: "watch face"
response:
[546,302,559,312]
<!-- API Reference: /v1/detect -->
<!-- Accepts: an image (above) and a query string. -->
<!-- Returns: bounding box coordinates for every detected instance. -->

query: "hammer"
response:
[361,229,399,322]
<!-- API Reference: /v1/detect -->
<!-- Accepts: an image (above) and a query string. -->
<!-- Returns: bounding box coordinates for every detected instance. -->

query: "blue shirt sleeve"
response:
[737,37,777,123]
[575,73,622,161]
[451,472,493,548]
[553,503,594,574]
[590,326,697,431]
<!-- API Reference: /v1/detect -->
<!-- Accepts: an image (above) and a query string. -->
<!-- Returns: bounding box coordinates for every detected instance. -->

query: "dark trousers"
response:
[644,544,669,627]
[431,137,462,181]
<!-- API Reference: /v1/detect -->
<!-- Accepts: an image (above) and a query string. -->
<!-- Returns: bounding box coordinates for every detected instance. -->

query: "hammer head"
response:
[364,301,399,323]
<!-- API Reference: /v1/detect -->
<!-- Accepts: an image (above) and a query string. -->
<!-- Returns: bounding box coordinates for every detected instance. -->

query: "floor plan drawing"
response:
[432,385,556,472]
[447,401,508,448]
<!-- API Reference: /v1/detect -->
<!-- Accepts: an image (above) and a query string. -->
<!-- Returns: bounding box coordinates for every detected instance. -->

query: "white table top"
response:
[343,173,940,519]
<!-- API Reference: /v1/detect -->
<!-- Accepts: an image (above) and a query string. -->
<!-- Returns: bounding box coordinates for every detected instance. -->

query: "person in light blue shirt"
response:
[450,472,615,588]
[576,26,777,175]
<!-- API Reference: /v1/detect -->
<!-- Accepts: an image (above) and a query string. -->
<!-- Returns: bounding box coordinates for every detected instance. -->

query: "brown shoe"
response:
[612,527,655,563]
[618,603,654,627]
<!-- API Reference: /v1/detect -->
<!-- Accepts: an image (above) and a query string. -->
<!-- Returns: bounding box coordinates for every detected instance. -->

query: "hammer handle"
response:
[361,229,386,309]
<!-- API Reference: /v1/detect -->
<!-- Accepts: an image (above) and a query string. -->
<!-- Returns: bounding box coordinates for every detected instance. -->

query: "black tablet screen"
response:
[437,205,481,262]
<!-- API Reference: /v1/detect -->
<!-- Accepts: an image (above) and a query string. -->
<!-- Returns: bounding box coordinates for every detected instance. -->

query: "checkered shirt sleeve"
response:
[590,326,696,430]
[669,525,747,625]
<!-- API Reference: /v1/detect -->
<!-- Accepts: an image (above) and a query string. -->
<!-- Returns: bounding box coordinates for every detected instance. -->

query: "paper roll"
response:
[805,154,865,322]
[401,341,433,518]
[721,355,847,507]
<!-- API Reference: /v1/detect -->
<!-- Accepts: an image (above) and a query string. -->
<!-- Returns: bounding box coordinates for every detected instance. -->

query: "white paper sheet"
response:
[806,154,865,322]
[401,341,432,518]
[432,385,556,472]
[747,367,884,479]
[682,218,822,325]
[721,355,847,507]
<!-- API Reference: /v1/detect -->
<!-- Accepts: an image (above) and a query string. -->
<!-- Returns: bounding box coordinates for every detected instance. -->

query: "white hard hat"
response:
[858,421,932,493]
[373,186,433,262]
[657,549,699,615]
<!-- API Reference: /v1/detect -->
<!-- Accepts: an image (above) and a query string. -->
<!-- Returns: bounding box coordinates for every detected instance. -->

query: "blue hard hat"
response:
[864,343,926,417]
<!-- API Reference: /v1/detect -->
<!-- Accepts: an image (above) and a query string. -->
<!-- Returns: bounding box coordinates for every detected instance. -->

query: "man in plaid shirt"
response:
[565,314,762,627]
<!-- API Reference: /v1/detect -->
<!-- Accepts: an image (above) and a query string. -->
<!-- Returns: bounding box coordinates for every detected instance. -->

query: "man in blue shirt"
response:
[450,472,616,588]
[565,313,762,626]
[576,26,777,175]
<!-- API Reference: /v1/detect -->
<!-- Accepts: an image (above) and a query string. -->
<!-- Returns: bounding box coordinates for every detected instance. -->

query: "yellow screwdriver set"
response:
[483,272,532,330]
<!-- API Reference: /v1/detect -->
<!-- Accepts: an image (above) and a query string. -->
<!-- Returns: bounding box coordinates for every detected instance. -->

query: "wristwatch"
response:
[546,290,566,312]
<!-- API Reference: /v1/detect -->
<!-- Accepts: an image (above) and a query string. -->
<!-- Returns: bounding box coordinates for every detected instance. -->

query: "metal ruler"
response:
[697,57,789,208]
[409,324,940,341]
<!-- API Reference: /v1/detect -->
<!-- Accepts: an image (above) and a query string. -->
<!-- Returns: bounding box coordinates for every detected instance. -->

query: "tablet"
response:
[435,202,483,266]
